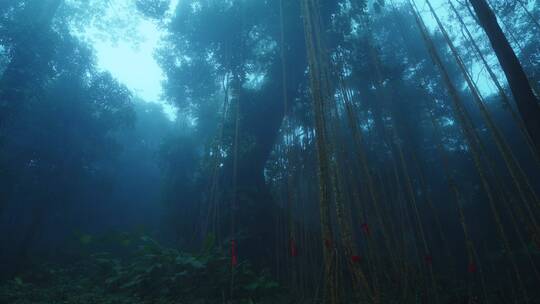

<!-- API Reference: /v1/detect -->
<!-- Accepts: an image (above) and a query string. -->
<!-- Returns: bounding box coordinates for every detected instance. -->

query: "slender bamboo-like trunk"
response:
[448,0,540,167]
[393,130,440,304]
[229,79,241,298]
[411,1,529,302]
[468,0,540,156]
[428,0,540,243]
[279,0,299,289]
[337,78,392,289]
[338,73,399,279]
[426,107,489,303]
[360,13,438,300]
[202,72,231,243]
[301,1,337,302]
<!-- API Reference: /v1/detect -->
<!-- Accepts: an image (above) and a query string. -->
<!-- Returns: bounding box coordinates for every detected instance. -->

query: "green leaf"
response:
[201,233,216,255]
[245,282,260,291]
[14,277,23,286]
[79,234,93,244]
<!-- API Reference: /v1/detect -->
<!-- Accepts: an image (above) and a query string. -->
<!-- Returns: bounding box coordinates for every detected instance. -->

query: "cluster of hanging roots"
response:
[289,0,539,303]
[198,0,540,303]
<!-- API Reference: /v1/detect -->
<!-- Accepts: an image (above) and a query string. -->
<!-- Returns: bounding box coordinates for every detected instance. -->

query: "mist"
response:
[1,0,540,303]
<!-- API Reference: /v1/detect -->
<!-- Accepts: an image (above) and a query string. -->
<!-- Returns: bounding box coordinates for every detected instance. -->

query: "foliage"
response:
[97,236,283,302]
[0,0,137,275]
[135,0,169,20]
[0,236,287,304]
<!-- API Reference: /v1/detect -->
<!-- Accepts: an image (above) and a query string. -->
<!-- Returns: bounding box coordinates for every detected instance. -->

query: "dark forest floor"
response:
[0,276,143,304]
[0,236,291,304]
[0,262,289,304]
[2,235,537,304]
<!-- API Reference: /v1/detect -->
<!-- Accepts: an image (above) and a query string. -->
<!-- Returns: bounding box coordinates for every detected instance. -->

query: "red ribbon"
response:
[230,239,238,267]
[424,255,433,265]
[467,263,477,274]
[324,239,333,249]
[361,223,370,236]
[351,255,362,263]
[289,238,298,257]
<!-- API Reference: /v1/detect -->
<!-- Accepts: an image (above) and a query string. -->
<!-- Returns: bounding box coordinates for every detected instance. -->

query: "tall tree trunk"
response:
[220,0,306,269]
[469,0,540,156]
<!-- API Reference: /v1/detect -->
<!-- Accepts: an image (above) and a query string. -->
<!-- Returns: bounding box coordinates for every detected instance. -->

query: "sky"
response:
[86,0,179,120]
[92,20,163,104]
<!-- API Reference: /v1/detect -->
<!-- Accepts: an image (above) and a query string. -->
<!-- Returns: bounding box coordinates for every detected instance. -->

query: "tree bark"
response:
[469,0,540,156]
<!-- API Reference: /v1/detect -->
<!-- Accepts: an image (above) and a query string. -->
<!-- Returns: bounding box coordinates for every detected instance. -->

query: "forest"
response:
[0,0,540,303]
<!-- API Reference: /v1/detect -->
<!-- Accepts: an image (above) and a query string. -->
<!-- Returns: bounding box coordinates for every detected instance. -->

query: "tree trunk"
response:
[218,0,307,268]
[227,48,305,268]
[469,0,540,156]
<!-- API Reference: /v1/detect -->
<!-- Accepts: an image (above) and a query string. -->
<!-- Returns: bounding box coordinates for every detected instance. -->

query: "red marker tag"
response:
[467,263,477,274]
[289,238,298,257]
[230,239,238,267]
[424,255,433,265]
[324,239,333,249]
[351,255,361,263]
[361,223,370,236]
